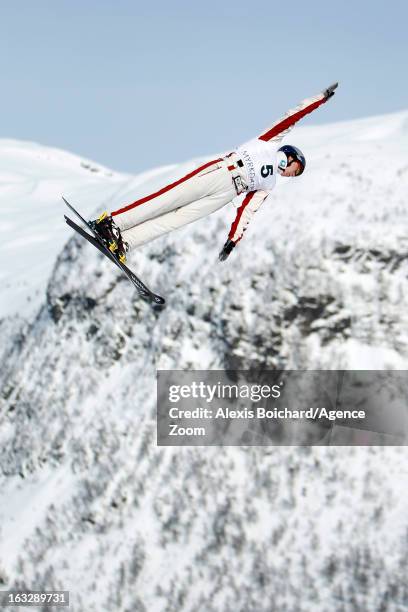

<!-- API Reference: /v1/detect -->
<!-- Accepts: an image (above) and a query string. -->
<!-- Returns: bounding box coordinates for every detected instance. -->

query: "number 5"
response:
[261,165,273,177]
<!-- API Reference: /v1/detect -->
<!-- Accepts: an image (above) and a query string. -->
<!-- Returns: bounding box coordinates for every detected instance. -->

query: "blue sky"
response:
[0,0,407,173]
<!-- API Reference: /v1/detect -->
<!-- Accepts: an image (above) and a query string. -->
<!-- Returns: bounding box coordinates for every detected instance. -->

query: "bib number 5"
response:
[261,164,273,178]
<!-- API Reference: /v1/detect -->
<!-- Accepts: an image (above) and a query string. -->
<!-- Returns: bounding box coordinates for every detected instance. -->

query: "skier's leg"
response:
[111,158,227,231]
[91,152,247,256]
[122,184,236,250]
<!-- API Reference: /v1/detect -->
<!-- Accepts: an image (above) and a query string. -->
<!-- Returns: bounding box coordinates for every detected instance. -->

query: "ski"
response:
[62,197,165,307]
[65,215,165,306]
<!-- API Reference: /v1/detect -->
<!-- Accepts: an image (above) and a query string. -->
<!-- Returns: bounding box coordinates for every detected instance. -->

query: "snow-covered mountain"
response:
[0,112,408,611]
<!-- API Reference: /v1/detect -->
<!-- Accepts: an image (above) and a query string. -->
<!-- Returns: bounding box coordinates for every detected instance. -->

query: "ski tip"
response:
[153,295,166,305]
[151,295,166,310]
[139,294,166,309]
[62,195,72,210]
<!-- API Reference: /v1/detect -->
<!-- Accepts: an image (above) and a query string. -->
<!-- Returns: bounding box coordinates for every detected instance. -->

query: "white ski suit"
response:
[111,87,332,252]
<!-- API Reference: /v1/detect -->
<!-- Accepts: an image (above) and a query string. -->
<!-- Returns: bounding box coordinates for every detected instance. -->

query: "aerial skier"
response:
[90,82,338,264]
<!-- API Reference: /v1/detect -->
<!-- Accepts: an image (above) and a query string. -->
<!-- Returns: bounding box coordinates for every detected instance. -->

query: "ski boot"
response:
[115,232,129,264]
[90,212,129,263]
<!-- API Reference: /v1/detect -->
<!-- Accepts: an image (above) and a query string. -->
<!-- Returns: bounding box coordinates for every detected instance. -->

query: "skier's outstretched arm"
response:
[219,190,269,261]
[258,82,338,144]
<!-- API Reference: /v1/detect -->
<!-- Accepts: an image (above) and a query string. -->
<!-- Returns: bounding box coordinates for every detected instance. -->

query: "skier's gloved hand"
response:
[219,239,235,262]
[324,82,338,99]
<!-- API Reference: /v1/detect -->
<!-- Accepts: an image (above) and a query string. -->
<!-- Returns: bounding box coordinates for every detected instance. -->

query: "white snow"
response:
[1,110,408,611]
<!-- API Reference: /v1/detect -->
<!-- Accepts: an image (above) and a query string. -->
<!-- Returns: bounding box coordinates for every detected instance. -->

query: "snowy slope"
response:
[0,140,123,318]
[0,112,408,612]
[0,139,189,319]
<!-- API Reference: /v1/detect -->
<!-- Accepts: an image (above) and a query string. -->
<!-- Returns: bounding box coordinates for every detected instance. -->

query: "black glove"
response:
[324,82,338,99]
[218,239,235,262]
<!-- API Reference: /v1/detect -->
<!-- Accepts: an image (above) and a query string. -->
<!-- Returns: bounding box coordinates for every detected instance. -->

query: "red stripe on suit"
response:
[228,191,256,242]
[112,158,223,217]
[259,97,326,142]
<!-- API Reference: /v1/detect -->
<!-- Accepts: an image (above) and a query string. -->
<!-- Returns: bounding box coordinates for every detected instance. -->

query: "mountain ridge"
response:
[0,110,407,611]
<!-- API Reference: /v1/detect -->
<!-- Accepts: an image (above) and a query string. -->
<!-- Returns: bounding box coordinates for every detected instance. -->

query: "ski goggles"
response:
[277,152,288,170]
